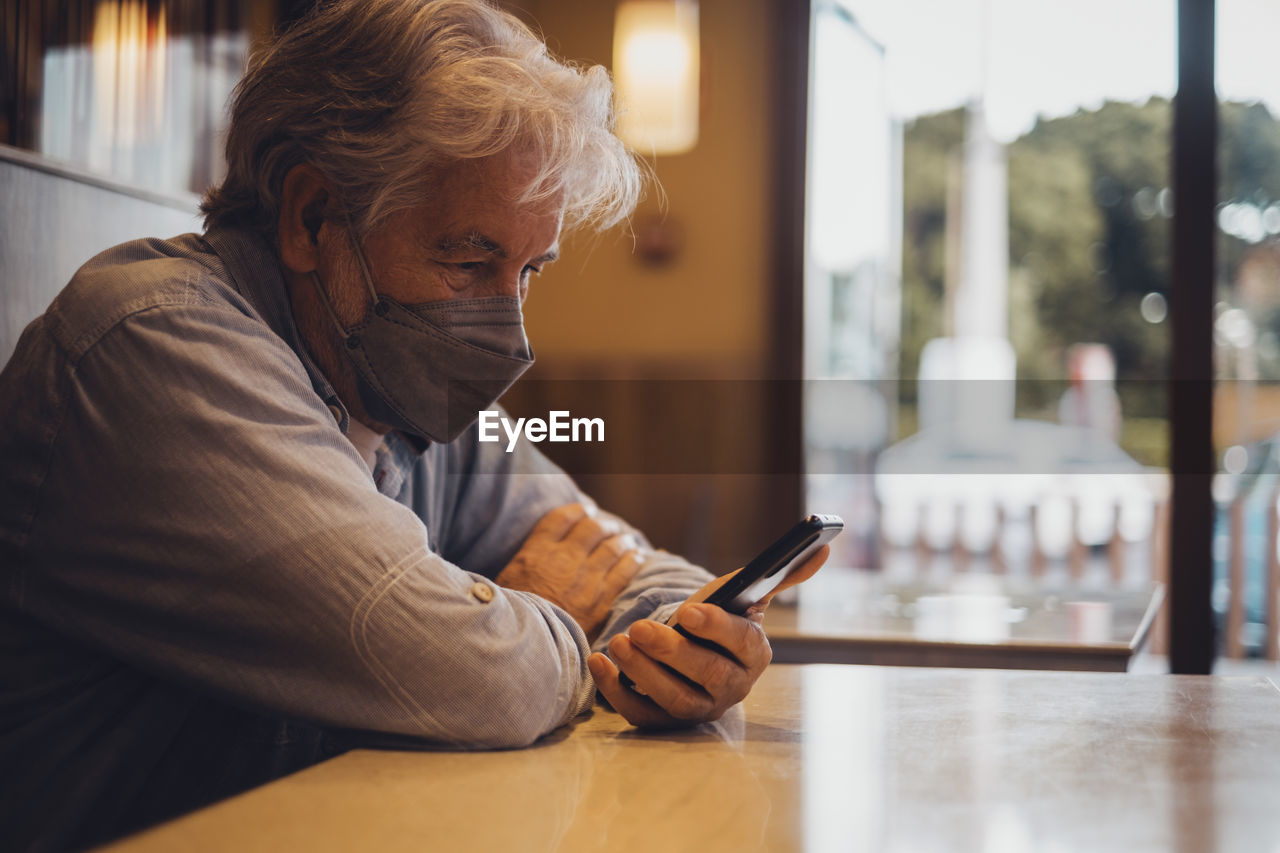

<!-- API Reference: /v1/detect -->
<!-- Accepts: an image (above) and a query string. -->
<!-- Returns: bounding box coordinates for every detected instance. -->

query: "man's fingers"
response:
[603,547,645,592]
[564,514,618,554]
[590,532,638,565]
[605,635,717,721]
[673,604,773,672]
[587,652,680,728]
[530,502,591,541]
[626,618,754,699]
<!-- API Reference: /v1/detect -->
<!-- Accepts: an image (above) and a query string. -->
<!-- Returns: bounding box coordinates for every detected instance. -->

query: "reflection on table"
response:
[103,665,1280,853]
[765,565,1163,671]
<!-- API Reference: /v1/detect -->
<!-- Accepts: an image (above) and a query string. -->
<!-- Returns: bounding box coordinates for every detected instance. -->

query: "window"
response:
[2,0,267,196]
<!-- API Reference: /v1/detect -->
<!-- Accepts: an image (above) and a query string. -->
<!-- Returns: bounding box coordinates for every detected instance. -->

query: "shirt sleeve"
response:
[427,410,717,654]
[21,296,593,748]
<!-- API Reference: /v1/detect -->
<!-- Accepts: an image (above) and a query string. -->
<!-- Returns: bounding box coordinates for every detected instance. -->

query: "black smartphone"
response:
[617,513,843,692]
[698,513,844,616]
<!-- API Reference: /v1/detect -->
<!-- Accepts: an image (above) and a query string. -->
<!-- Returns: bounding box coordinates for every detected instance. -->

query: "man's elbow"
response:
[455,686,573,749]
[420,654,581,749]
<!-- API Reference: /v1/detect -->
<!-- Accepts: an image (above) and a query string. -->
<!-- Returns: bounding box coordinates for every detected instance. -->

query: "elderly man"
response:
[0,0,824,849]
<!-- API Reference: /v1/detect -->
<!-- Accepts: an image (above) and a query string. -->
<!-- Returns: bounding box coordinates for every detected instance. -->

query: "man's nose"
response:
[492,266,527,300]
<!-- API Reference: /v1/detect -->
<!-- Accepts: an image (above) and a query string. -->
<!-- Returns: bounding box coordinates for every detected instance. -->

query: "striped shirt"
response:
[0,225,710,851]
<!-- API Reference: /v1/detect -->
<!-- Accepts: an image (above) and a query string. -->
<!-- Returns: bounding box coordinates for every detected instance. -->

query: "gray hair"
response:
[201,0,642,238]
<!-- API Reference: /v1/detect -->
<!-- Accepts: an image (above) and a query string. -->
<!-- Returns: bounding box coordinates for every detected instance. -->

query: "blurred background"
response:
[3,0,1279,664]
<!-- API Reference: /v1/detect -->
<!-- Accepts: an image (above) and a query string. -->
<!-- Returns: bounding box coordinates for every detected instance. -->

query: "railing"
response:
[877,468,1276,662]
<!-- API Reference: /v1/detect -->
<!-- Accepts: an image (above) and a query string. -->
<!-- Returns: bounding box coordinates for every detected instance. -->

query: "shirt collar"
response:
[200,225,351,434]
[199,225,432,461]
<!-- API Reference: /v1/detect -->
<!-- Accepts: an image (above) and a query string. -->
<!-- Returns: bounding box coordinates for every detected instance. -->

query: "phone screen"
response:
[700,514,843,615]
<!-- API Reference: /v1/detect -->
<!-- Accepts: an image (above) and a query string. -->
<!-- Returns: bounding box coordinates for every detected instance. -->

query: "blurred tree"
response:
[899,107,963,386]
[900,97,1280,421]
[1218,101,1280,378]
[1006,135,1101,398]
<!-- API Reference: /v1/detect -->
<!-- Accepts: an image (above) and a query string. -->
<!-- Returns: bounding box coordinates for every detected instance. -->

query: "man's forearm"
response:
[590,545,715,654]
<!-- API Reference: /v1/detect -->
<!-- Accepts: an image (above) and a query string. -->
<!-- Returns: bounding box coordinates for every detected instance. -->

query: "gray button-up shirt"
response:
[0,226,711,850]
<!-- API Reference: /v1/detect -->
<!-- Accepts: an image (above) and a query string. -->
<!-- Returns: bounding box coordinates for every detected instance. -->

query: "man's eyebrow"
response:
[435,232,559,265]
[435,232,502,256]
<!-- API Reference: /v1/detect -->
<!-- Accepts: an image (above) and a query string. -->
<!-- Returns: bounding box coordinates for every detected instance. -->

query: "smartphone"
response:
[617,514,843,692]
[698,513,844,616]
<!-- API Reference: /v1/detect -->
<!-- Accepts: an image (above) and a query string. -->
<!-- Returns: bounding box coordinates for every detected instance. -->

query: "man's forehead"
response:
[426,148,548,196]
[405,154,564,258]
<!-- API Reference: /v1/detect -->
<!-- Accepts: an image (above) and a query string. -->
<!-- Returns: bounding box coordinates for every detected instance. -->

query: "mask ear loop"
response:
[307,218,384,346]
[308,270,356,344]
[343,214,384,312]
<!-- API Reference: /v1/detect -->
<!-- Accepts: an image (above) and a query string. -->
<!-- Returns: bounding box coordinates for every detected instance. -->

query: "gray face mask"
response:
[309,237,534,445]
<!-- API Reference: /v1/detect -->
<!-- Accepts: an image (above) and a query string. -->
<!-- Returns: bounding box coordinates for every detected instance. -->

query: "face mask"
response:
[309,236,534,444]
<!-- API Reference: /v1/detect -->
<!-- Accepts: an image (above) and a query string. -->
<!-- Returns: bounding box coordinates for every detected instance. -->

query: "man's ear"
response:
[278,164,332,274]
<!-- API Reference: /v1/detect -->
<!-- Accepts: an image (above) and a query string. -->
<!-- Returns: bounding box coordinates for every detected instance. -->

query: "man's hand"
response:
[496,503,644,642]
[587,545,829,728]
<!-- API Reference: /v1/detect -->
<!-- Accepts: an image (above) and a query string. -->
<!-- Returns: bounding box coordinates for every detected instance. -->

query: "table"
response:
[765,566,1164,671]
[103,665,1280,852]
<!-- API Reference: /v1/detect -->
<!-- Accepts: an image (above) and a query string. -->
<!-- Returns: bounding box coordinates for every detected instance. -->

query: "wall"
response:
[498,0,792,571]
[508,0,776,376]
[0,145,202,366]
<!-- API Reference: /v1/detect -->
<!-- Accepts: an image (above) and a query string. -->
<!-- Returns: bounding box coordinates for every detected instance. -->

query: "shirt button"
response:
[327,404,343,424]
[470,582,495,603]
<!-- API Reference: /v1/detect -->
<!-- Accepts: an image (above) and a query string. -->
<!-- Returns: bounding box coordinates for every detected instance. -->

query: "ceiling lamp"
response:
[612,0,700,155]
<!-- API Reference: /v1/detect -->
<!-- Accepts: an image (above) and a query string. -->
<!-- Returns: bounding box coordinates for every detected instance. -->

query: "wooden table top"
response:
[764,567,1164,671]
[104,664,1280,853]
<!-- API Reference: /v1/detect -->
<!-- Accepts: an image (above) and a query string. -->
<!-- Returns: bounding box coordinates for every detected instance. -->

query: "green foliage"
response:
[1006,136,1101,384]
[900,96,1280,422]
[1119,416,1170,468]
[900,107,964,384]
[1218,102,1280,340]
[1221,102,1280,201]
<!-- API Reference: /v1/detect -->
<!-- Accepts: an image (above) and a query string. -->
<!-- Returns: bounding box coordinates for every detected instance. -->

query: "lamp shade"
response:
[613,0,699,155]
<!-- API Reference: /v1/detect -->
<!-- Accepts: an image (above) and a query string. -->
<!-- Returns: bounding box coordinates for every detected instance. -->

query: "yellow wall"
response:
[508,0,777,376]
[497,0,789,568]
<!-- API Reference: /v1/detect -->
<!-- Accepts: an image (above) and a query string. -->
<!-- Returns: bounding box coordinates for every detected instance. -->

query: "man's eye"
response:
[454,261,485,272]
[522,264,541,278]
